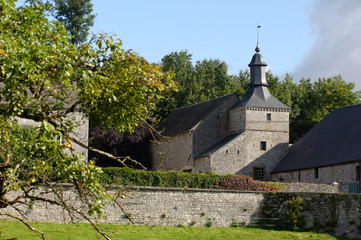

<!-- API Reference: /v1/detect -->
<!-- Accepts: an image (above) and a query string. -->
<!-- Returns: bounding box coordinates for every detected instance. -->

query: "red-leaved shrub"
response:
[220,176,282,192]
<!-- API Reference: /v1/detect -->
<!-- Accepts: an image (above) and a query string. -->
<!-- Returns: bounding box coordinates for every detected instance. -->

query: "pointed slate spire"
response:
[232,43,290,110]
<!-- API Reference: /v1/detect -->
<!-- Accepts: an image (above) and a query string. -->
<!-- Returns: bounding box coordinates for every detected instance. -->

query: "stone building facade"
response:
[152,45,291,180]
[271,104,361,193]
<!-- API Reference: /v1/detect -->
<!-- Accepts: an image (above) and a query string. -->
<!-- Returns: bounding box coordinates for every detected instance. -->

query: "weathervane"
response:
[256,24,261,52]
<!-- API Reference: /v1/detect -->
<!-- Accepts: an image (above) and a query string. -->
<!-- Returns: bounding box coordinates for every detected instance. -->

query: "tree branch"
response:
[0,213,46,240]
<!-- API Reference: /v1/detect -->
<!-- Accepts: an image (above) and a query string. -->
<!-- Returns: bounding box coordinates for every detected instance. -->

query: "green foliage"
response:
[205,221,213,227]
[284,195,305,231]
[260,74,361,142]
[25,0,96,45]
[100,167,285,191]
[231,221,246,228]
[100,167,226,189]
[158,49,361,142]
[189,220,197,226]
[0,2,176,235]
[157,50,242,117]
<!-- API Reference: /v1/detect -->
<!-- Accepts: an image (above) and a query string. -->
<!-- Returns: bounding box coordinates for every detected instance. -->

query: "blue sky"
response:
[16,0,361,91]
[91,0,314,78]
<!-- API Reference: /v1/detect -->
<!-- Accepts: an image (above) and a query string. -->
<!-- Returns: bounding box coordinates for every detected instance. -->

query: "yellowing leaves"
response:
[63,141,72,148]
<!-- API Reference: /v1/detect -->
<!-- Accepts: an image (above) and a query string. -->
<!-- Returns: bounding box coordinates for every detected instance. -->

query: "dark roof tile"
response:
[158,93,239,136]
[194,132,244,158]
[272,104,361,173]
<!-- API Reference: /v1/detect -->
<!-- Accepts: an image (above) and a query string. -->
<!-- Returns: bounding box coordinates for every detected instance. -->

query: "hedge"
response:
[100,167,285,192]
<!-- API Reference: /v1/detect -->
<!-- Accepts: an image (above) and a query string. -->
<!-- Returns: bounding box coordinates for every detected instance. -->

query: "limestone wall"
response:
[271,161,361,193]
[151,132,193,171]
[1,186,361,238]
[207,130,288,179]
[192,96,238,156]
[245,109,289,132]
[228,107,289,133]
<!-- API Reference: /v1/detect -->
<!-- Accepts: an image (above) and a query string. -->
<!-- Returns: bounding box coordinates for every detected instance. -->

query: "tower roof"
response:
[248,43,267,68]
[233,44,290,110]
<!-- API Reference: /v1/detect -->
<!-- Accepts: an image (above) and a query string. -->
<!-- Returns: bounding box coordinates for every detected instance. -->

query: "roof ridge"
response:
[174,93,238,111]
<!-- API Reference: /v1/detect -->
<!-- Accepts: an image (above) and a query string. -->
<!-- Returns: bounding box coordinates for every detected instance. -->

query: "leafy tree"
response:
[157,50,243,118]
[157,50,196,117]
[266,74,361,142]
[25,0,96,45]
[194,58,242,101]
[0,1,175,238]
[89,125,152,169]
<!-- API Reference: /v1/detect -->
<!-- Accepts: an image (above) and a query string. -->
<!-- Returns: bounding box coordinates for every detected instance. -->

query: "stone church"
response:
[151,44,290,181]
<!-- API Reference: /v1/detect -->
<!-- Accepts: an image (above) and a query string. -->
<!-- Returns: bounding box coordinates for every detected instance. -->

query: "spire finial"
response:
[255,24,261,52]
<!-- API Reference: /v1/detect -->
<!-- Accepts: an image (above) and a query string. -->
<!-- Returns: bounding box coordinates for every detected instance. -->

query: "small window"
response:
[314,167,319,179]
[356,166,360,181]
[226,150,228,153]
[260,141,267,150]
[253,167,265,181]
[267,113,271,121]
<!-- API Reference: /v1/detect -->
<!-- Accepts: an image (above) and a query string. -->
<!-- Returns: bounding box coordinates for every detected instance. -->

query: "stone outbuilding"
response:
[152,44,290,180]
[271,104,361,193]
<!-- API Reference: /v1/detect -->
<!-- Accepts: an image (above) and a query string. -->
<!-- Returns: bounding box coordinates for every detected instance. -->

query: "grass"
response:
[0,219,356,240]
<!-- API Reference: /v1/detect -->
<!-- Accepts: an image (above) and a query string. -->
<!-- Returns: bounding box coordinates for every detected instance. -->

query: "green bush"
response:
[100,167,285,192]
[284,195,305,231]
[100,167,226,189]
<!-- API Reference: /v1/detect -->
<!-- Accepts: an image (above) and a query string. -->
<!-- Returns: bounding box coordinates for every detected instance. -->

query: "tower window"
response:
[267,113,271,121]
[260,141,267,150]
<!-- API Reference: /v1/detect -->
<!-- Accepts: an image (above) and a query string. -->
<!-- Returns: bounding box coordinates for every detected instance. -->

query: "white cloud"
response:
[292,0,361,90]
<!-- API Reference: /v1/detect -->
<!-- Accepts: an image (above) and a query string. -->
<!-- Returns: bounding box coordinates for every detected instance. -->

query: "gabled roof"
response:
[232,86,291,110]
[194,132,244,158]
[158,93,239,136]
[272,104,361,173]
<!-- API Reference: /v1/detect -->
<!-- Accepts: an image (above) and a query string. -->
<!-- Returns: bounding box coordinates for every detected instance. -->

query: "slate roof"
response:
[233,86,291,110]
[158,93,239,136]
[194,132,244,158]
[272,104,361,173]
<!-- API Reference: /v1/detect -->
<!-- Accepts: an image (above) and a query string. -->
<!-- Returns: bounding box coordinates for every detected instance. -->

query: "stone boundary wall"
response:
[1,185,360,238]
[285,182,338,193]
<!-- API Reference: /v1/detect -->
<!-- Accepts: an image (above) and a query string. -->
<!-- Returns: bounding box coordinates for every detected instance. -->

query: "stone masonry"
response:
[1,185,359,239]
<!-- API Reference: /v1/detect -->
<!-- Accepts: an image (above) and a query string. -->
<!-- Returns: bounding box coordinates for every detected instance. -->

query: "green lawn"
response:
[0,220,356,240]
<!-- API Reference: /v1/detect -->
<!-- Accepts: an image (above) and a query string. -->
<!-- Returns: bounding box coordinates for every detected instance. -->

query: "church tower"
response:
[228,44,290,180]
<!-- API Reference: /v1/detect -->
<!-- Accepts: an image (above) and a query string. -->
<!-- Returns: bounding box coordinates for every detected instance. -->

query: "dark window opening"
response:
[267,113,271,121]
[226,150,228,153]
[260,141,267,150]
[314,167,319,179]
[356,166,360,181]
[253,167,265,181]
